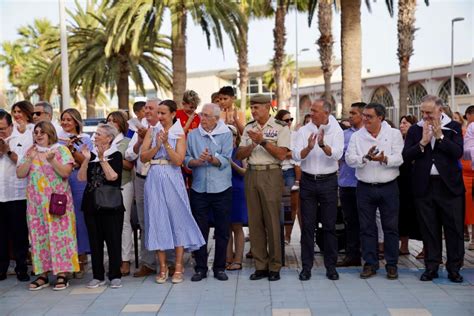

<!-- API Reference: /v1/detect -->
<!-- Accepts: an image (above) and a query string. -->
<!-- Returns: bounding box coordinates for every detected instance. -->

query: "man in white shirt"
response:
[0,110,32,282]
[293,99,344,281]
[125,98,160,277]
[346,103,404,280]
[33,101,62,134]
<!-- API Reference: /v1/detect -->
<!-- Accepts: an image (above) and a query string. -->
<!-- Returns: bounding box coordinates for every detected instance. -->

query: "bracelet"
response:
[165,143,172,150]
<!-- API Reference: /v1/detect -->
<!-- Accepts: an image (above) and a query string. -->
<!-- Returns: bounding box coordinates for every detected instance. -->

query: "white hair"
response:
[202,103,221,118]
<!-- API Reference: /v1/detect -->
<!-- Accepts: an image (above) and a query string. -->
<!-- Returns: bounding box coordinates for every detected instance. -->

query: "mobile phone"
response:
[372,148,380,156]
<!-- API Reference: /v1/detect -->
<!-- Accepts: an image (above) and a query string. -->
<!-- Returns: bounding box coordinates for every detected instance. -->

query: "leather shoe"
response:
[268,271,280,281]
[326,267,339,280]
[249,270,269,280]
[0,272,6,281]
[360,264,377,279]
[214,271,228,281]
[419,270,439,281]
[16,271,30,282]
[336,257,362,267]
[191,271,207,282]
[386,265,398,280]
[133,265,156,278]
[447,271,463,283]
[299,269,311,281]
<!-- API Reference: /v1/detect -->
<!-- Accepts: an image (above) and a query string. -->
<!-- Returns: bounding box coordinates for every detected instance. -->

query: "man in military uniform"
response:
[237,94,290,281]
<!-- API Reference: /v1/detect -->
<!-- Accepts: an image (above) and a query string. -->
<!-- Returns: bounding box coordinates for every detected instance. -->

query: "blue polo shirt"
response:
[338,127,358,188]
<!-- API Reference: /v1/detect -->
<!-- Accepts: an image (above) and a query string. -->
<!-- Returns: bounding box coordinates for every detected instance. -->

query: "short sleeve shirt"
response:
[240,116,290,165]
[176,109,200,134]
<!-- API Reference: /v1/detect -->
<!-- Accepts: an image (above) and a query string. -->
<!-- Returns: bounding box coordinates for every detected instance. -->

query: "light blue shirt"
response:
[185,127,233,194]
[338,127,358,187]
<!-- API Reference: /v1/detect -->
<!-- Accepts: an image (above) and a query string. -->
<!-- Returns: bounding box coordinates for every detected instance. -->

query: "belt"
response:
[303,171,336,180]
[135,172,146,179]
[248,164,281,171]
[358,179,395,187]
[150,159,171,165]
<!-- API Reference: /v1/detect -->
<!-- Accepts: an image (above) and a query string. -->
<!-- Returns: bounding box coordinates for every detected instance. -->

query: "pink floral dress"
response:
[23,145,79,274]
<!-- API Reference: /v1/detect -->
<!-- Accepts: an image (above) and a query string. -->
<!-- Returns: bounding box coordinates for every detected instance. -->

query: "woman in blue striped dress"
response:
[140,99,205,284]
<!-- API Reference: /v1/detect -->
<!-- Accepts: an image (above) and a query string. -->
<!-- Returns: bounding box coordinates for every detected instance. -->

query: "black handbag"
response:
[93,185,123,211]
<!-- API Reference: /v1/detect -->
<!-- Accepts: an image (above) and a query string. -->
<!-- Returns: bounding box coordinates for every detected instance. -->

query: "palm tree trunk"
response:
[341,0,361,117]
[398,0,417,118]
[238,16,249,113]
[86,91,96,118]
[273,0,287,109]
[117,51,130,111]
[318,0,334,104]
[171,1,187,106]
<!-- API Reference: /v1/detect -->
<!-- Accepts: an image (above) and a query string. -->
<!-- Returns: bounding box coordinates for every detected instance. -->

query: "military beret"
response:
[250,94,271,104]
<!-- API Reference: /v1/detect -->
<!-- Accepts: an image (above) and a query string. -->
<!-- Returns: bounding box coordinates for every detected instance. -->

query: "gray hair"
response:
[97,123,119,142]
[182,90,201,107]
[421,95,444,107]
[146,97,162,107]
[312,99,332,113]
[202,103,221,118]
[35,101,53,115]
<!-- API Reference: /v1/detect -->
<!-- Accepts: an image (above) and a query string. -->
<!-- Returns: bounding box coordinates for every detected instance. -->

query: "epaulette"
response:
[275,119,287,127]
[245,120,255,126]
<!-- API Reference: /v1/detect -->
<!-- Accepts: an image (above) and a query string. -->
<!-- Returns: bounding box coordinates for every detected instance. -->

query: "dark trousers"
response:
[339,187,361,259]
[357,180,399,267]
[414,177,464,273]
[84,211,124,281]
[191,188,231,273]
[0,200,29,274]
[300,173,338,270]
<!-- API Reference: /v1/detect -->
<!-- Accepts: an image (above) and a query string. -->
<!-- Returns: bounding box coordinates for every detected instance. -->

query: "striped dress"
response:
[144,123,205,251]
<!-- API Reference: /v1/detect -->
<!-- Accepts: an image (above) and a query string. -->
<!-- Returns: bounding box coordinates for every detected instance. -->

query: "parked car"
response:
[83,118,106,136]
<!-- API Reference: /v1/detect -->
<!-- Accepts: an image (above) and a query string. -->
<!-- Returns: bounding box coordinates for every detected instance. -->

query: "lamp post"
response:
[450,17,464,109]
[59,0,70,110]
[295,9,310,123]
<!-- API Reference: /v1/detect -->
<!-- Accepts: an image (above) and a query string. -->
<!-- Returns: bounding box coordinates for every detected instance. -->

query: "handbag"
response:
[94,185,123,211]
[49,193,67,216]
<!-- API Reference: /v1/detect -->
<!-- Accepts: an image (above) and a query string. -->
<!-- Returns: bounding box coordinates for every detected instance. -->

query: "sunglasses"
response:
[283,118,294,123]
[33,111,46,116]
[34,130,46,136]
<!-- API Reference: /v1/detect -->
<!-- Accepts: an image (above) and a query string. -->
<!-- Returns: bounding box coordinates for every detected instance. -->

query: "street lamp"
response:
[450,17,464,109]
[295,47,310,123]
[59,0,71,110]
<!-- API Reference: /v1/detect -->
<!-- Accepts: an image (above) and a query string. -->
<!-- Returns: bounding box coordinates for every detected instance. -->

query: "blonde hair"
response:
[34,121,58,145]
[61,108,83,134]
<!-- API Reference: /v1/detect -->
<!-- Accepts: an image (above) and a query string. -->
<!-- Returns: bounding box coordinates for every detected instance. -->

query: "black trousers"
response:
[339,187,361,259]
[357,180,399,267]
[84,211,124,281]
[191,188,231,273]
[0,200,29,274]
[414,177,464,273]
[300,173,338,270]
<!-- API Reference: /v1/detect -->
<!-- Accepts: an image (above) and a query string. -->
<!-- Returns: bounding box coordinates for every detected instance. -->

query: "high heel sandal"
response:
[171,264,184,284]
[155,266,169,284]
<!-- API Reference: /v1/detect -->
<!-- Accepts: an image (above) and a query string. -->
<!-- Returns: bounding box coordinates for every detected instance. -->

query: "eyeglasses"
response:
[283,118,294,123]
[34,130,45,136]
[33,111,46,116]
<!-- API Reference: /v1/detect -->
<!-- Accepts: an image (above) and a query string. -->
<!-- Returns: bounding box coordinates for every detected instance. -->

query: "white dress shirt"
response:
[125,118,158,175]
[281,131,300,170]
[0,131,33,202]
[346,121,404,183]
[292,115,344,175]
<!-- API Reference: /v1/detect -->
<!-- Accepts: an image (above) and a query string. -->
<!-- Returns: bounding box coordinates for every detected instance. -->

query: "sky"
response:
[0,0,473,83]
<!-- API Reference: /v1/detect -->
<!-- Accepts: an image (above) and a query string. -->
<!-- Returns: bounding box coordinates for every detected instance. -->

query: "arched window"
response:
[407,82,427,119]
[438,78,470,105]
[370,86,395,121]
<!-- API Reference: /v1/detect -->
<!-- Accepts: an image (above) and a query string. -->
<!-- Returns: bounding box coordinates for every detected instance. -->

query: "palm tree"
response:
[396,0,429,117]
[263,54,297,106]
[66,0,172,112]
[107,0,244,104]
[0,41,31,99]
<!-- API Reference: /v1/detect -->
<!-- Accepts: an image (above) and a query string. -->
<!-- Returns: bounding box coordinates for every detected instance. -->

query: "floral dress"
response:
[23,145,79,274]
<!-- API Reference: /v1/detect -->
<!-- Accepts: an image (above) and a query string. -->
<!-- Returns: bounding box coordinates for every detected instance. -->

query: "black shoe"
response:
[447,271,463,283]
[419,270,439,281]
[0,272,6,281]
[326,267,339,280]
[214,271,228,281]
[299,269,311,281]
[16,271,30,282]
[386,265,398,280]
[336,257,362,267]
[268,271,280,281]
[360,264,377,279]
[191,271,207,282]
[249,270,269,281]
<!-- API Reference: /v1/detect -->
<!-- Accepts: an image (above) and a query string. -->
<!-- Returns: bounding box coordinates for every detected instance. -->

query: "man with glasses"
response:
[185,103,233,282]
[0,110,32,282]
[33,101,62,134]
[346,103,404,280]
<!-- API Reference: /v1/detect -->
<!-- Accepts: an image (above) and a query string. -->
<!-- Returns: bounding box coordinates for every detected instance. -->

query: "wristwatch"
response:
[260,140,268,147]
[7,150,13,156]
[318,143,326,148]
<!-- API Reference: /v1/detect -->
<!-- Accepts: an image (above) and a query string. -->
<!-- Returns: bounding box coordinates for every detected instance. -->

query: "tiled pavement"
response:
[1,231,473,315]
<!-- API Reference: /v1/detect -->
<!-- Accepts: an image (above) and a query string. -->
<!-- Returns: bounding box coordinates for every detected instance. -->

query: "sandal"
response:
[53,275,69,291]
[171,264,184,284]
[29,275,49,291]
[155,265,169,284]
[226,262,242,271]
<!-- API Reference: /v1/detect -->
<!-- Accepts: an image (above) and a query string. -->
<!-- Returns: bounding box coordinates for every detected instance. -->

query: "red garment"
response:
[176,109,200,134]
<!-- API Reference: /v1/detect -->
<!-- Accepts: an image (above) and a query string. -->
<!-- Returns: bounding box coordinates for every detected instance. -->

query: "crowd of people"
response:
[0,87,473,291]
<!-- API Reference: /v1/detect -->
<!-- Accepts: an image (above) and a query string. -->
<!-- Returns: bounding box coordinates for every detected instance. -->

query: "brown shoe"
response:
[120,261,130,276]
[133,265,156,278]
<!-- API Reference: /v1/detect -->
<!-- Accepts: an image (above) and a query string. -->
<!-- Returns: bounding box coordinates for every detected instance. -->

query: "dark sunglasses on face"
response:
[33,111,46,116]
[283,118,294,123]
